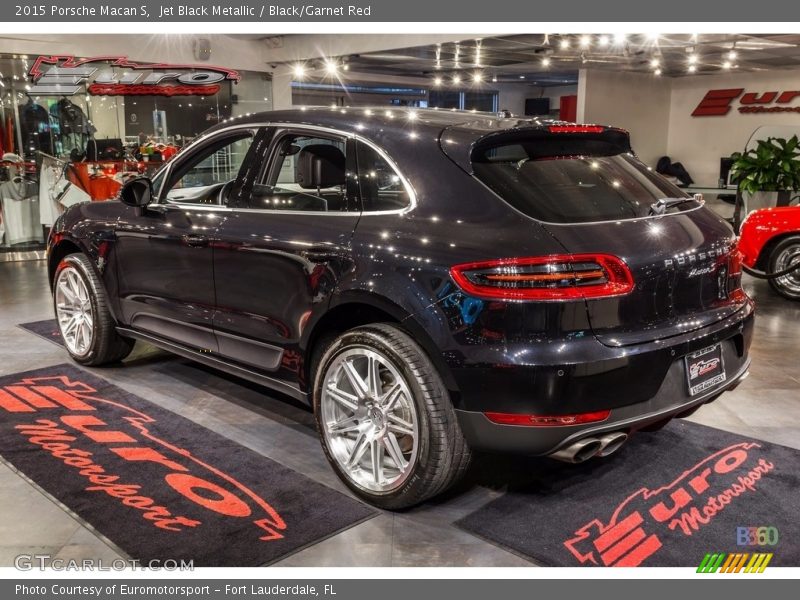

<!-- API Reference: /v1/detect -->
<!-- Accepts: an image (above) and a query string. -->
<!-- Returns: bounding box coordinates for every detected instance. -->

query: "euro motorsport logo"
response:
[697,552,773,573]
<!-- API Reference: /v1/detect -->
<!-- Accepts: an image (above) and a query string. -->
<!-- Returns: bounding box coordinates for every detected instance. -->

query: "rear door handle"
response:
[182,234,209,248]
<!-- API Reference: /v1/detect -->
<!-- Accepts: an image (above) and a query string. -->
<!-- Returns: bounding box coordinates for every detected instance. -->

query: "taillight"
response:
[548,125,605,133]
[449,254,634,301]
[484,410,611,427]
[728,249,747,301]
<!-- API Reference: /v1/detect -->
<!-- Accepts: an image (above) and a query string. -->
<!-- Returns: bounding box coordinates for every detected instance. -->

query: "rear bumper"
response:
[453,302,754,455]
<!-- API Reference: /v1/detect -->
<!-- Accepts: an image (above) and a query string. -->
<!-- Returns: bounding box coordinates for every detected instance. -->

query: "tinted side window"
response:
[356,141,410,212]
[255,134,355,212]
[163,133,254,205]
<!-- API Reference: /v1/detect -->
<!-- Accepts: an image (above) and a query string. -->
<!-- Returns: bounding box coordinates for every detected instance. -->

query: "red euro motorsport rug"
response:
[0,364,375,566]
[457,420,800,567]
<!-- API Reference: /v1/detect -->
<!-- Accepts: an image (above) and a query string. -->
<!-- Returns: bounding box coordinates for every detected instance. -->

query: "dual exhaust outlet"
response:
[550,431,628,464]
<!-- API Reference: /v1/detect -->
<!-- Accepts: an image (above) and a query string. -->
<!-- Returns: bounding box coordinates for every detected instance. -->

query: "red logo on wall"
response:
[563,443,775,566]
[0,375,286,540]
[28,55,240,97]
[692,88,800,116]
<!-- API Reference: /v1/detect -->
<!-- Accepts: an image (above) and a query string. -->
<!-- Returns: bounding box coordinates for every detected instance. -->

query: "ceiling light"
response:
[580,35,591,48]
[728,50,738,60]
[723,61,732,69]
[654,68,662,76]
[407,111,418,120]
[343,64,349,71]
[452,74,461,84]
[433,76,442,86]
[560,38,570,50]
[325,59,338,74]
[292,64,306,79]
[542,57,551,67]
[651,58,660,68]
[473,71,483,82]
[688,64,697,73]
[598,35,609,47]
[491,75,497,82]
[519,74,526,79]
[614,33,627,45]
[647,33,660,42]
[688,54,698,64]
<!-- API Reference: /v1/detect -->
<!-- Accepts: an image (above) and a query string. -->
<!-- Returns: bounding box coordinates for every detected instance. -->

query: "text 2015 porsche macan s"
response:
[47,109,754,508]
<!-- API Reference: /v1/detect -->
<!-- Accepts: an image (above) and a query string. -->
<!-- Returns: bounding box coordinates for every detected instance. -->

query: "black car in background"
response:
[47,109,754,508]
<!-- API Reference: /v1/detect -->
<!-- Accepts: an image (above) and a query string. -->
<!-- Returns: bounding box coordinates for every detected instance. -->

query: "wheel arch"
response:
[756,231,800,271]
[301,292,460,403]
[48,238,84,289]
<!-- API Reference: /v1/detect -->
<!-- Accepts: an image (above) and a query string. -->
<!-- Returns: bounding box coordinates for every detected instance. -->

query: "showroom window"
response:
[356,141,411,212]
[429,90,499,112]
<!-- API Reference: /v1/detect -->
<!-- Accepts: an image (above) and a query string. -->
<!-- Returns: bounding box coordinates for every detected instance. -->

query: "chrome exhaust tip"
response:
[596,431,628,457]
[550,437,603,464]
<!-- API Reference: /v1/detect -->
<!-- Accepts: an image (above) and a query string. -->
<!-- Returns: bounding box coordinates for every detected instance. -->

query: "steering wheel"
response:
[216,180,235,205]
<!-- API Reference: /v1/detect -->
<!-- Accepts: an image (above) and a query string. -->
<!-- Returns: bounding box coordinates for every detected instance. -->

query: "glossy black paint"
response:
[48,108,755,455]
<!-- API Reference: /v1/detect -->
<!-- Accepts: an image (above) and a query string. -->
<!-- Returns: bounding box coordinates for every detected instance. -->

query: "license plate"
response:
[685,344,726,396]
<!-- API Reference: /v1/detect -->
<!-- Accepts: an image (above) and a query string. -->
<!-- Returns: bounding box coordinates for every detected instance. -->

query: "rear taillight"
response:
[450,254,634,301]
[484,410,611,427]
[548,125,605,133]
[728,250,747,301]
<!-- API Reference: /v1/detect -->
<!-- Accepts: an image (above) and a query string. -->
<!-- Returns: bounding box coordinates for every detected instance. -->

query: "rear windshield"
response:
[472,144,692,224]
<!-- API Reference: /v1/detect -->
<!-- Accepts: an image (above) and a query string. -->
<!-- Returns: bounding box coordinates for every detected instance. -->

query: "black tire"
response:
[313,323,471,509]
[767,235,800,301]
[52,253,135,365]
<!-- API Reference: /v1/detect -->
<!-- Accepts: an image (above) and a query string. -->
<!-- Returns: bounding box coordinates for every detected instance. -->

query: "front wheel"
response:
[313,323,471,509]
[53,254,135,365]
[768,235,800,301]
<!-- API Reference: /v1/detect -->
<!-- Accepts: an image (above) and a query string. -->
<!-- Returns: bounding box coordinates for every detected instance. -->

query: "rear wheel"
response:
[768,235,800,301]
[313,323,471,509]
[53,254,134,365]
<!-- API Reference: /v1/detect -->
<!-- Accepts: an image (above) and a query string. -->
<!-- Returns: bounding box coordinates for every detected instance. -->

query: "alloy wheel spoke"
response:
[380,382,403,411]
[384,432,408,471]
[342,359,370,399]
[387,413,415,437]
[326,384,359,412]
[63,315,80,337]
[367,355,382,397]
[328,414,360,435]
[346,432,371,468]
[370,439,384,484]
[58,280,78,305]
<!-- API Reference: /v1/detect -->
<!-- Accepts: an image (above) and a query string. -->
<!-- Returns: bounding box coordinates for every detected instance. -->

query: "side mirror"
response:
[119,177,153,209]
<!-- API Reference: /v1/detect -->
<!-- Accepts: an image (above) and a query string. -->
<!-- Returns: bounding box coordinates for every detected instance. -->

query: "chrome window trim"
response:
[151,121,417,216]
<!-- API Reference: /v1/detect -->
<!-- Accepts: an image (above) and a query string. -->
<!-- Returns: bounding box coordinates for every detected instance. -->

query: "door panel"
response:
[211,130,359,386]
[115,205,223,352]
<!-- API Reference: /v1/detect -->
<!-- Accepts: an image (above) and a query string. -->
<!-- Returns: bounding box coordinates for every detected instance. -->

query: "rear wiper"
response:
[649,197,696,216]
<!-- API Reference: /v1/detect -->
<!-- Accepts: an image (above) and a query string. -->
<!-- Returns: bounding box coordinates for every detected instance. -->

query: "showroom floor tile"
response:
[1,219,798,566]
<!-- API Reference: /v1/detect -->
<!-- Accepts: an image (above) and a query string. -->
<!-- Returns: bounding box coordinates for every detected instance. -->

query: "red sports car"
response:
[739,206,800,300]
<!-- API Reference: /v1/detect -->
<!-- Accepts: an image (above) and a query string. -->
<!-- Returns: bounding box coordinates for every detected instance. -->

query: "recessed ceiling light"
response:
[560,38,570,49]
[654,68,662,76]
[614,33,627,45]
[651,58,660,68]
[542,57,551,67]
[325,59,338,74]
[452,74,461,84]
[473,72,483,82]
[598,35,610,47]
[580,35,591,48]
[292,64,306,79]
[728,50,738,60]
[647,33,660,42]
[688,64,697,73]
[433,76,442,86]
[688,54,699,64]
[722,61,732,69]
[519,74,526,79]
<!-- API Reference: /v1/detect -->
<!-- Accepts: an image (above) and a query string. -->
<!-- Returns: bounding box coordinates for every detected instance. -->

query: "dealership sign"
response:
[28,55,240,97]
[692,88,800,116]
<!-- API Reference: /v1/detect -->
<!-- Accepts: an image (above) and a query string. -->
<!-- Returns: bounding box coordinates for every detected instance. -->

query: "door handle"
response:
[182,234,209,248]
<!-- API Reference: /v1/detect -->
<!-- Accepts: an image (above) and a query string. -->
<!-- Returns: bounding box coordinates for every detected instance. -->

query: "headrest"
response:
[297,144,345,189]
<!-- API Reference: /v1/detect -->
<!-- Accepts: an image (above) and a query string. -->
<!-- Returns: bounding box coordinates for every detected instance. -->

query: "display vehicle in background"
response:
[739,206,800,300]
[47,109,754,508]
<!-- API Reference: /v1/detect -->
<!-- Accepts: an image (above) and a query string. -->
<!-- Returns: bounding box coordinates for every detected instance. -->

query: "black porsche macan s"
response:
[47,108,754,508]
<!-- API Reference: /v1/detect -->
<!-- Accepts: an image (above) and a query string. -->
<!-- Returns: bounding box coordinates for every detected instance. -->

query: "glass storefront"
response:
[0,53,271,253]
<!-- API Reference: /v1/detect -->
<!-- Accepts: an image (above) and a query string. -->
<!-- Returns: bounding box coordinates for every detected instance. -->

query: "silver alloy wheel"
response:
[320,347,419,494]
[774,243,800,295]
[55,266,94,357]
